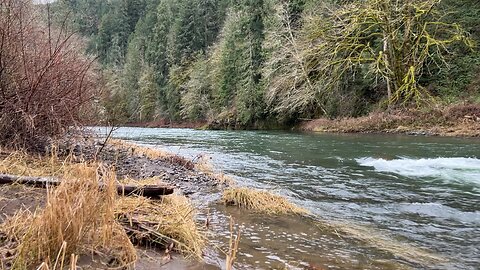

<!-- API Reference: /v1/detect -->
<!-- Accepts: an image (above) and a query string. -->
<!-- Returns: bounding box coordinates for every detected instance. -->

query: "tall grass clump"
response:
[116,195,206,259]
[0,164,136,269]
[195,155,236,185]
[222,187,308,215]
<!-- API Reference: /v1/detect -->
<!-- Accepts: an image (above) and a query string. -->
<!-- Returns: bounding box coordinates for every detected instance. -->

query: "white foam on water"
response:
[356,157,480,184]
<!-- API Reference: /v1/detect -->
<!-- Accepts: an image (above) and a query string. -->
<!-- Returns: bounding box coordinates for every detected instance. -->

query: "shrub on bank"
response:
[0,0,97,150]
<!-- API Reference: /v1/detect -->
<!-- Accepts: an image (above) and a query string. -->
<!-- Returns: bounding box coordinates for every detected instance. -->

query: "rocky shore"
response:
[0,134,228,269]
[58,135,225,200]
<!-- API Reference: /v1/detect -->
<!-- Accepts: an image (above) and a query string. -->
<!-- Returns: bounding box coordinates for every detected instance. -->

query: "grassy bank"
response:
[298,104,480,137]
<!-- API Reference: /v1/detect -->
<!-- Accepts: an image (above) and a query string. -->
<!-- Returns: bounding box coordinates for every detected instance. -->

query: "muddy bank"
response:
[297,105,480,137]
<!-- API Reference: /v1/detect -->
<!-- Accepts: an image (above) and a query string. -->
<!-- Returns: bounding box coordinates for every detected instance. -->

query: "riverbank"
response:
[3,129,476,269]
[95,127,478,269]
[0,136,224,269]
[119,104,480,138]
[300,104,480,137]
[0,134,319,269]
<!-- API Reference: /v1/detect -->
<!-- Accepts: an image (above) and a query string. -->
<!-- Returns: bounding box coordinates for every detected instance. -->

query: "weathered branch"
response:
[0,174,174,197]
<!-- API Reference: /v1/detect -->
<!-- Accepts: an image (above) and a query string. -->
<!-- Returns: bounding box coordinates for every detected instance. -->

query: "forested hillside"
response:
[52,0,480,128]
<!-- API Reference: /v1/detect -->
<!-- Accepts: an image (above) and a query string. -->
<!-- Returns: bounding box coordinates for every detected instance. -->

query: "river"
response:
[98,127,480,270]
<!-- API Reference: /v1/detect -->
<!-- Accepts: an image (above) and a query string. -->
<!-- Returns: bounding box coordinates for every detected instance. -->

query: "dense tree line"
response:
[52,0,480,127]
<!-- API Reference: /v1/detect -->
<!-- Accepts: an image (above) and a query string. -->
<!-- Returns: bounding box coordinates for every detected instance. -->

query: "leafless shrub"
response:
[445,104,480,121]
[0,0,98,150]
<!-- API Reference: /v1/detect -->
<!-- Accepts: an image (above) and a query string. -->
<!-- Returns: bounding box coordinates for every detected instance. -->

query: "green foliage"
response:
[208,1,268,125]
[180,54,214,120]
[60,0,480,126]
[322,0,471,105]
[263,2,329,120]
[265,0,474,121]
[427,0,480,101]
[102,68,130,124]
[138,66,159,121]
[211,11,244,110]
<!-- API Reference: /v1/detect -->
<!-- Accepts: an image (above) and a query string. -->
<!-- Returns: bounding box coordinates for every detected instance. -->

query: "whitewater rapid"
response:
[356,157,480,184]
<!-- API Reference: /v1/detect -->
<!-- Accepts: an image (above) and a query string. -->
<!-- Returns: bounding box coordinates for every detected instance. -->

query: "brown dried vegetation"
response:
[222,187,308,215]
[0,149,206,269]
[300,104,480,137]
[107,139,195,170]
[0,0,98,150]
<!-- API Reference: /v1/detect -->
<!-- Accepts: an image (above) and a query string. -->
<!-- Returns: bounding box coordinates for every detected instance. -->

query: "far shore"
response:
[115,104,480,138]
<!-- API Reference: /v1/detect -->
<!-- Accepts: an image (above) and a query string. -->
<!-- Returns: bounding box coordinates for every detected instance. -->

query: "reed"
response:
[195,155,236,185]
[115,195,206,259]
[222,187,308,215]
[0,164,136,269]
[225,216,241,270]
[0,149,205,268]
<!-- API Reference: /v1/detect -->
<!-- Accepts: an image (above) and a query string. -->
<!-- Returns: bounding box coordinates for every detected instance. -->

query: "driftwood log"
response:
[0,174,174,197]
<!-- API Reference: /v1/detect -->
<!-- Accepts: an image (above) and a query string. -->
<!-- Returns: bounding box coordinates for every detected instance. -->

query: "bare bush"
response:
[0,0,98,150]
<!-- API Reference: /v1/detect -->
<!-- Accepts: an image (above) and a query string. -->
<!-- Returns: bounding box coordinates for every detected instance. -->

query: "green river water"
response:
[98,127,480,270]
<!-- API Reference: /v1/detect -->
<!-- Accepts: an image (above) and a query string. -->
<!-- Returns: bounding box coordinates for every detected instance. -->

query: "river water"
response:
[100,127,480,270]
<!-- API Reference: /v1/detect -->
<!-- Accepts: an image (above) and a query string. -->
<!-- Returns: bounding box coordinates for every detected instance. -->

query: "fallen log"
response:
[0,174,174,197]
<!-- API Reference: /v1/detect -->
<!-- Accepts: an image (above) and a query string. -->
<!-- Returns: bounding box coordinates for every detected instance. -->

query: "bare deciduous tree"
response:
[265,0,473,119]
[0,0,98,149]
[309,0,473,105]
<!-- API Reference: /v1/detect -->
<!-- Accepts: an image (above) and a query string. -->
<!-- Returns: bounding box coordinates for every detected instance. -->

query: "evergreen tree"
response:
[96,0,148,65]
[54,0,480,126]
[138,66,159,121]
[181,54,214,120]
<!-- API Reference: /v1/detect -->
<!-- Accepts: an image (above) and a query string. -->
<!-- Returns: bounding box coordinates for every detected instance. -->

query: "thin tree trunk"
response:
[383,34,392,102]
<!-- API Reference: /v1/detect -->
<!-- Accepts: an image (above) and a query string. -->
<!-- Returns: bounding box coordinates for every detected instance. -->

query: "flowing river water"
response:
[100,127,480,270]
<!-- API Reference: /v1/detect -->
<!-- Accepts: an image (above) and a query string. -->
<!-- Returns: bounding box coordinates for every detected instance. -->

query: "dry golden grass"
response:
[195,155,236,185]
[107,139,195,169]
[225,216,241,270]
[0,149,206,268]
[222,187,308,215]
[115,195,206,259]
[0,164,136,269]
[299,104,480,137]
[0,146,96,179]
[107,139,171,160]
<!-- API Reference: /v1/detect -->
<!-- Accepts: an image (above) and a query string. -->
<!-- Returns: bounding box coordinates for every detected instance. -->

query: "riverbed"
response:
[95,127,480,270]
